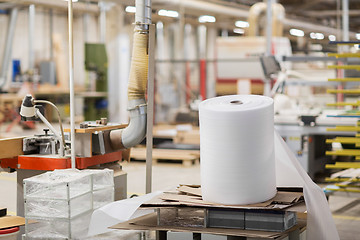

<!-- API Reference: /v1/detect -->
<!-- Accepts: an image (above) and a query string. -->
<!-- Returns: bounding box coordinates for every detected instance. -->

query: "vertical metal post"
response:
[0,7,18,89]
[337,0,349,103]
[146,24,155,194]
[265,0,273,56]
[28,5,35,70]
[83,1,90,42]
[68,0,76,168]
[342,0,349,42]
[198,25,207,100]
[49,9,54,60]
[99,1,106,43]
[264,0,273,97]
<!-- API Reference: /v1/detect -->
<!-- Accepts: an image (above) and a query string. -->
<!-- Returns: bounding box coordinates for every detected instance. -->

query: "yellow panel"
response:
[326,162,360,169]
[326,137,360,144]
[327,102,360,107]
[325,187,360,193]
[326,149,360,156]
[327,126,360,132]
[328,65,360,70]
[328,78,360,82]
[325,177,360,182]
[328,53,360,58]
[327,89,360,94]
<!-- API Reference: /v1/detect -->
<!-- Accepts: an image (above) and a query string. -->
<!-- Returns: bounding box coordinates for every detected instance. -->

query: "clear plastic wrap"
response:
[24,169,115,239]
[25,192,92,218]
[157,208,205,228]
[93,187,114,210]
[82,169,114,191]
[24,169,92,199]
[25,211,92,239]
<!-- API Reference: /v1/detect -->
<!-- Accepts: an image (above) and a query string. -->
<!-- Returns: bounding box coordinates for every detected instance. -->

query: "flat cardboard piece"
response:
[177,185,202,197]
[0,208,6,217]
[144,186,304,210]
[0,216,25,229]
[111,213,306,239]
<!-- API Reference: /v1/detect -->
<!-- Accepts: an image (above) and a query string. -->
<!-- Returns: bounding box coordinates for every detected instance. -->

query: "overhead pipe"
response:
[153,0,248,18]
[247,2,284,37]
[109,0,151,149]
[153,0,357,38]
[0,8,18,90]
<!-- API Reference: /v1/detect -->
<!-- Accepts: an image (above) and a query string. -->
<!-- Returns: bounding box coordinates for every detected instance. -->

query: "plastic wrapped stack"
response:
[23,169,114,239]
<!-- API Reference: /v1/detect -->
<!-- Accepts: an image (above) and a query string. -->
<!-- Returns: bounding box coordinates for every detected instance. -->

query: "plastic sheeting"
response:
[275,131,339,240]
[87,191,161,237]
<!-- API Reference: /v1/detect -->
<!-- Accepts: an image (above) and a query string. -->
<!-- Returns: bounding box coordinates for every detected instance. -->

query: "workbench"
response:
[275,115,355,179]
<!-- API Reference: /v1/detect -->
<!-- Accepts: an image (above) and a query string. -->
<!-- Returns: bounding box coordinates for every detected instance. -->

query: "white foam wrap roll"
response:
[199,95,277,205]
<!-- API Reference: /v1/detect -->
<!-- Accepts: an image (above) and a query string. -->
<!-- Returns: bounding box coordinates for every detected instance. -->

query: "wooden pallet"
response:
[130,147,200,167]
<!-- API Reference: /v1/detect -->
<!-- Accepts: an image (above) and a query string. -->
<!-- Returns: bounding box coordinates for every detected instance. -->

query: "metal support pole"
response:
[99,1,106,43]
[28,5,35,70]
[146,24,155,194]
[342,0,349,42]
[0,7,18,89]
[49,9,54,60]
[265,0,273,56]
[68,0,76,168]
[264,0,273,96]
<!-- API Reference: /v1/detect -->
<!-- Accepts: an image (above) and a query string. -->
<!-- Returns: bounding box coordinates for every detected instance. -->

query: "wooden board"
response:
[64,124,127,133]
[0,137,24,159]
[0,216,25,229]
[130,147,200,167]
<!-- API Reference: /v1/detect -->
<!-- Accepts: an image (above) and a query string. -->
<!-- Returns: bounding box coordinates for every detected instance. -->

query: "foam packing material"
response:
[199,95,277,205]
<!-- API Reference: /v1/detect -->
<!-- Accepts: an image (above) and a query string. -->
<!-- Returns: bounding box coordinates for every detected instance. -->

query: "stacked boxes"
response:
[24,169,114,239]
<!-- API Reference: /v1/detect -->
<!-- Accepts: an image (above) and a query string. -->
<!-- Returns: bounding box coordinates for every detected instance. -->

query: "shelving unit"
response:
[325,41,360,192]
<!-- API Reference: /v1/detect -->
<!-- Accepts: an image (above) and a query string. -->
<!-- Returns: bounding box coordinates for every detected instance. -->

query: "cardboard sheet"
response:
[143,186,304,210]
[177,185,202,197]
[0,216,25,229]
[111,212,306,239]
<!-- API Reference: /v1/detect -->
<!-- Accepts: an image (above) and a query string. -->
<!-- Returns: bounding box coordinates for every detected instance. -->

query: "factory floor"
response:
[0,124,360,239]
[1,162,359,239]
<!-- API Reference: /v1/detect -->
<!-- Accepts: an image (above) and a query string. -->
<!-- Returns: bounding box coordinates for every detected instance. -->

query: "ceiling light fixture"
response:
[158,9,179,18]
[328,35,336,41]
[198,15,216,23]
[289,29,304,37]
[310,32,324,40]
[125,6,136,13]
[233,28,245,34]
[235,20,249,28]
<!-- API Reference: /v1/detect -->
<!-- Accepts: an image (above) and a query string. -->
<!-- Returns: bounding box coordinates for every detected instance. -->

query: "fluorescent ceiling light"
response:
[316,33,324,40]
[64,0,78,2]
[310,32,324,40]
[198,15,216,23]
[235,20,249,28]
[125,6,136,13]
[328,35,336,41]
[356,33,360,40]
[233,28,245,34]
[158,9,179,18]
[289,28,304,37]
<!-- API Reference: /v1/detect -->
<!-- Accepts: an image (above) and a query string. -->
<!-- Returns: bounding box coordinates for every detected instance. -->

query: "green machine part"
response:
[84,43,108,121]
[85,43,108,92]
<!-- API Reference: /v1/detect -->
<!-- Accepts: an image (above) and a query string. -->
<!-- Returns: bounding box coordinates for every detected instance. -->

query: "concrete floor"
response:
[1,162,360,239]
[1,124,360,239]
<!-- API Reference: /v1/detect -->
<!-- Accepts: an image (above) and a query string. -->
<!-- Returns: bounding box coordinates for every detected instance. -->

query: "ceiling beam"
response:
[304,9,360,17]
